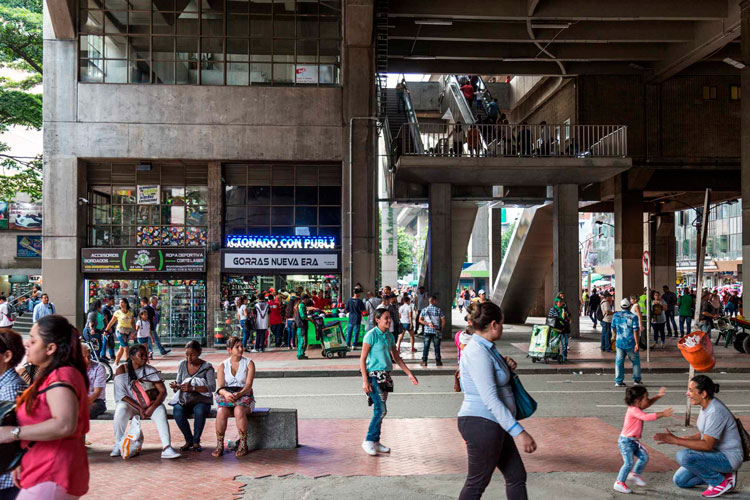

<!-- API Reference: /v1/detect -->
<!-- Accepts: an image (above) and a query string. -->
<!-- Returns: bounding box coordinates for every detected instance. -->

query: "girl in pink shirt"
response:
[614,386,673,494]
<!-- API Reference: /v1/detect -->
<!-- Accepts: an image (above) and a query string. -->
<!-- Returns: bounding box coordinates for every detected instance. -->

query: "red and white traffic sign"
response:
[642,251,650,276]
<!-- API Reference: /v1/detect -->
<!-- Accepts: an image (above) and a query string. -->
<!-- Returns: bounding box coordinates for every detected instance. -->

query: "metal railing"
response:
[398,123,628,158]
[400,80,424,155]
[440,75,477,125]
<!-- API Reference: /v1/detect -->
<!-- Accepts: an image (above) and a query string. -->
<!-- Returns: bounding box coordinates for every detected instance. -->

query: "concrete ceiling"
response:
[385,0,743,80]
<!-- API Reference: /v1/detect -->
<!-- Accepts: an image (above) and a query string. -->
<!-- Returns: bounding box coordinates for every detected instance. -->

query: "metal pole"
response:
[685,189,711,426]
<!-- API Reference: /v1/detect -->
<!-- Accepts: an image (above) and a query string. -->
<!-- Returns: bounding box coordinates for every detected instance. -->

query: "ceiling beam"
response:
[45,0,76,40]
[388,58,651,76]
[389,40,669,61]
[390,0,728,21]
[388,20,695,44]
[650,0,741,82]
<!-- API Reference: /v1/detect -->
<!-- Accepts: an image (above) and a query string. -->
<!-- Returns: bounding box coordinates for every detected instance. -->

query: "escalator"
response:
[490,205,554,324]
[382,80,423,155]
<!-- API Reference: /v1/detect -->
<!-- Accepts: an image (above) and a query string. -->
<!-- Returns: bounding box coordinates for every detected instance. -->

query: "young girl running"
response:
[615,386,674,494]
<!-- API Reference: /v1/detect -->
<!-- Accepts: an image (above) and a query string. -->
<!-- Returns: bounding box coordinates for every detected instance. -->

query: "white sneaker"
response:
[613,481,631,494]
[110,446,121,457]
[628,473,646,486]
[361,440,377,456]
[374,442,390,453]
[161,446,181,459]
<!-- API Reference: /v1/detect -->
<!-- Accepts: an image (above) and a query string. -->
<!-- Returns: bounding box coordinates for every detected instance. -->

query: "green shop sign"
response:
[81,248,206,273]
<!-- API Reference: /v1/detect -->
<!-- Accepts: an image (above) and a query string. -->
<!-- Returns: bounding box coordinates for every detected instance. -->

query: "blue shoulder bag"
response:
[492,349,537,420]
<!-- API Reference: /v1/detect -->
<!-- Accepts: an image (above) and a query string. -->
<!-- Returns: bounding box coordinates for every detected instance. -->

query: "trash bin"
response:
[678,330,715,372]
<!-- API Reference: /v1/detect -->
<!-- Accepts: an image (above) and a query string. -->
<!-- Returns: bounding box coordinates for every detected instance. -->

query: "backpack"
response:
[652,301,664,316]
[596,303,605,322]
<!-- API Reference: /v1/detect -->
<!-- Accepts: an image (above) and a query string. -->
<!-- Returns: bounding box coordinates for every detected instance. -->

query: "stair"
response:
[384,88,408,142]
[12,312,33,336]
[375,0,388,116]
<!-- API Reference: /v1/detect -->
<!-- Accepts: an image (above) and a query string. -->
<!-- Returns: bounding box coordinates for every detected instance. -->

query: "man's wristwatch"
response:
[11,427,21,440]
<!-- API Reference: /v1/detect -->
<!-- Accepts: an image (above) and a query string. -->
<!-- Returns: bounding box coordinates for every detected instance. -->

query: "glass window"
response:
[295,186,317,205]
[272,186,294,204]
[247,186,271,205]
[78,0,341,86]
[295,206,316,225]
[319,206,340,226]
[225,185,246,205]
[319,186,341,205]
[247,206,270,225]
[271,206,293,225]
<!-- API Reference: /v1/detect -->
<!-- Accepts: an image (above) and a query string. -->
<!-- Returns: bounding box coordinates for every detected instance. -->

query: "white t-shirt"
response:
[238,304,248,320]
[136,319,151,339]
[254,302,270,330]
[0,302,12,327]
[399,304,411,324]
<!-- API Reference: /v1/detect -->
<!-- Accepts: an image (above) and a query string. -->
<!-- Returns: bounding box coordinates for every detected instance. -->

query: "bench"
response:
[94,407,298,450]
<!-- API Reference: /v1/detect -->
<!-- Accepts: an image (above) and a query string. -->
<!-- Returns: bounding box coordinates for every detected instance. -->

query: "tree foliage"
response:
[0,0,43,201]
[397,227,415,278]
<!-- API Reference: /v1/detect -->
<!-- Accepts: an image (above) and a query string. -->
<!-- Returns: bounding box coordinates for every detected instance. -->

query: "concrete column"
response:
[742,1,750,294]
[553,184,580,337]
[206,161,222,347]
[342,0,376,297]
[380,202,398,288]
[468,204,489,265]
[428,183,452,338]
[614,174,644,308]
[652,213,676,292]
[42,157,85,327]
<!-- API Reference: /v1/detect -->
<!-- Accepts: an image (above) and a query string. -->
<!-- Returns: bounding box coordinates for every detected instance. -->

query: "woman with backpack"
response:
[650,291,667,349]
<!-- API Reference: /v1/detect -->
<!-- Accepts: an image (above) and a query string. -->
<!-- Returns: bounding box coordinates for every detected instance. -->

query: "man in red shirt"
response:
[268,292,285,347]
[311,290,323,309]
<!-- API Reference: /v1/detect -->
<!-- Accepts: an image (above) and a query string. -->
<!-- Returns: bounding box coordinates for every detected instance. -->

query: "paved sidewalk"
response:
[145,315,750,378]
[84,415,685,500]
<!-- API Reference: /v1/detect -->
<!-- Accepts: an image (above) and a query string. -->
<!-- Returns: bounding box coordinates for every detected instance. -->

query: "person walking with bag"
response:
[169,340,216,452]
[0,316,90,499]
[360,306,418,456]
[457,301,537,499]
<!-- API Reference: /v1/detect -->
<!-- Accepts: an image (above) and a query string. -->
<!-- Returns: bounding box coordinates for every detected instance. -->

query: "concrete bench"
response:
[94,407,298,450]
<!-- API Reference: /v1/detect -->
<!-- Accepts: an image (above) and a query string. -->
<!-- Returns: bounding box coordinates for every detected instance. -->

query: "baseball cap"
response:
[620,298,631,308]
[478,289,486,295]
[554,296,563,302]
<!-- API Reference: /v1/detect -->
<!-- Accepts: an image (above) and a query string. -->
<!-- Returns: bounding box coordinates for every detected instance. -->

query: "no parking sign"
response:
[642,251,650,276]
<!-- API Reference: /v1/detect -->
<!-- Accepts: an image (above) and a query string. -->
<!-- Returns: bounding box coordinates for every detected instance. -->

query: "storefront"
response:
[81,247,207,346]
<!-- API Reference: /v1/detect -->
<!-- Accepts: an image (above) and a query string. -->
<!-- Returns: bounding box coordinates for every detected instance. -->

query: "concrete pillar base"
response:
[553,184,580,337]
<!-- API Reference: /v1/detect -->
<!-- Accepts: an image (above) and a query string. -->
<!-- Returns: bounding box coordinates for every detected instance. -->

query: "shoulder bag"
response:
[131,369,163,409]
[736,417,750,462]
[178,364,214,406]
[494,350,537,420]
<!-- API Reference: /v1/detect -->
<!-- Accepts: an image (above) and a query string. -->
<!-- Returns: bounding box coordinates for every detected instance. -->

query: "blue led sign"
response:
[226,234,336,250]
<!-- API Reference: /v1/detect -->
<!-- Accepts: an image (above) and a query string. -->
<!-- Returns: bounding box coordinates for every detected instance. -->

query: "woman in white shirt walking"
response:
[396,295,417,353]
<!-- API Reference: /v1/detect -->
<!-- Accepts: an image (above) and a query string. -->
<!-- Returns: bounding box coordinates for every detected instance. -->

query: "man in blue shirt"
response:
[418,295,445,366]
[611,297,642,387]
[344,287,366,349]
[32,293,55,323]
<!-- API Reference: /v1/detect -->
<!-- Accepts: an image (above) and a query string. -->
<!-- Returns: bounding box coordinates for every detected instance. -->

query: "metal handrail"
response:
[400,80,424,154]
[441,75,476,125]
[399,123,628,158]
[9,288,36,310]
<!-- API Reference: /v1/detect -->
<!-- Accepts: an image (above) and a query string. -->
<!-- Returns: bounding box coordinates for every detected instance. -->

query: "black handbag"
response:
[736,417,750,462]
[0,401,24,473]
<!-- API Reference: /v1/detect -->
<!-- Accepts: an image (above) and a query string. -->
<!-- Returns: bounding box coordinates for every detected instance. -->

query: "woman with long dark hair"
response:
[458,301,537,499]
[111,343,180,459]
[104,298,134,365]
[0,315,90,499]
[654,374,743,497]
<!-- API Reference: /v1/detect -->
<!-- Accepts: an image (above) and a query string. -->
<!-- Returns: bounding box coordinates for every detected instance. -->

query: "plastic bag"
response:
[119,415,144,459]
[678,330,715,372]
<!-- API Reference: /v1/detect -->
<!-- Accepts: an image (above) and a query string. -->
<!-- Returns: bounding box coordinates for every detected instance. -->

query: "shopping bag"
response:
[678,330,715,372]
[119,415,144,459]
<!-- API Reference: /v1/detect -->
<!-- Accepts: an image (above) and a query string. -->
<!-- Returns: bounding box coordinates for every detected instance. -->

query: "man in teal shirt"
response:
[678,288,695,336]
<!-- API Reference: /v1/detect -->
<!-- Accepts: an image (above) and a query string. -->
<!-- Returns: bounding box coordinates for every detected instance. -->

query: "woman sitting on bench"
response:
[213,336,256,458]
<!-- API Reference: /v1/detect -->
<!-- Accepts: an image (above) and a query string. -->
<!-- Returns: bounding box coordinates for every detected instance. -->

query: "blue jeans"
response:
[366,375,388,442]
[560,331,569,360]
[679,315,692,336]
[286,320,296,347]
[271,323,284,347]
[422,334,441,362]
[346,321,361,348]
[240,320,250,348]
[600,322,612,351]
[665,310,678,335]
[673,449,733,489]
[589,309,598,328]
[700,322,712,340]
[148,329,168,355]
[615,346,641,384]
[100,332,115,358]
[617,436,649,483]
[172,402,212,445]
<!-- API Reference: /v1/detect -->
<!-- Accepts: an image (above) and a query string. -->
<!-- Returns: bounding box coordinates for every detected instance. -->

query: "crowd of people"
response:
[0,278,745,499]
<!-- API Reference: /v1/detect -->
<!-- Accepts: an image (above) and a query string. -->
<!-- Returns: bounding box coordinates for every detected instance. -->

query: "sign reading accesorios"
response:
[222,250,339,273]
[81,248,206,273]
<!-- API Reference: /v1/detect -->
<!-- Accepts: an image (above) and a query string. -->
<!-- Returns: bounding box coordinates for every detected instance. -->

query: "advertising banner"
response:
[9,203,42,230]
[222,250,340,273]
[137,185,160,205]
[17,235,42,258]
[0,201,8,230]
[81,248,206,273]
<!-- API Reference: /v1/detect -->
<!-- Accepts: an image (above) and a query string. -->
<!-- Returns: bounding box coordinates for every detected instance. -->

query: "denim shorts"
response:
[401,322,410,332]
[117,330,132,348]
